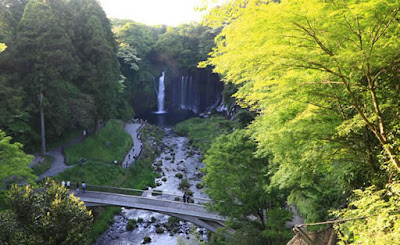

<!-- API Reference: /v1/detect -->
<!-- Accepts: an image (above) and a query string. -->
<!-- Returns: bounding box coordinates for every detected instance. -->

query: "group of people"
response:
[133,118,147,124]
[61,180,86,194]
[182,192,190,204]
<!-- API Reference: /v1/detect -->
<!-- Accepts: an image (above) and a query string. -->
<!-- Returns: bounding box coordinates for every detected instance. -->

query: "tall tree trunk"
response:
[94,117,98,135]
[39,91,46,156]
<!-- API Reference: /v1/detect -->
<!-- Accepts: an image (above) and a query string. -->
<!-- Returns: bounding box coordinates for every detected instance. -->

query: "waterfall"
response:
[155,72,166,114]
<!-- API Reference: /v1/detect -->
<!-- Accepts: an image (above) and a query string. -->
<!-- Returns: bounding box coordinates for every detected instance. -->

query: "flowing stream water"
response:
[95,128,208,245]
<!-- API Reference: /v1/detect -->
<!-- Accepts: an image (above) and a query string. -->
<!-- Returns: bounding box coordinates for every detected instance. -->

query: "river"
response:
[95,128,209,245]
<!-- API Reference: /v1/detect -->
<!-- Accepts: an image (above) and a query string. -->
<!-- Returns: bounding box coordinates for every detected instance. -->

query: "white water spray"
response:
[156,72,166,114]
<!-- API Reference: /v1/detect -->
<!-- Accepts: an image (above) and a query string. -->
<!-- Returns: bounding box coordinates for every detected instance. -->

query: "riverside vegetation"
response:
[1,0,400,244]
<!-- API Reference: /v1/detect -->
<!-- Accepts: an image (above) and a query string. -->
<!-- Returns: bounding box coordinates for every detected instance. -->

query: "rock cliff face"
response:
[164,68,225,114]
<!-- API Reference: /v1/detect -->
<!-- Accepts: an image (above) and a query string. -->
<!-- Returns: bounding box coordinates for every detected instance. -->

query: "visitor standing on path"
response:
[61,180,65,188]
[76,182,80,194]
[82,181,86,193]
[182,193,187,203]
[67,180,70,189]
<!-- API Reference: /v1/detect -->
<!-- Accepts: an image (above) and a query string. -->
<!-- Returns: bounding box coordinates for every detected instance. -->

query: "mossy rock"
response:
[156,227,164,234]
[196,183,204,189]
[143,236,151,244]
[178,179,190,190]
[126,219,137,230]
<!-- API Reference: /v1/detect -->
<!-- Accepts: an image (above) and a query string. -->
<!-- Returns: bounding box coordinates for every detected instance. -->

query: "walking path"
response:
[30,122,143,181]
[34,135,86,181]
[122,123,143,168]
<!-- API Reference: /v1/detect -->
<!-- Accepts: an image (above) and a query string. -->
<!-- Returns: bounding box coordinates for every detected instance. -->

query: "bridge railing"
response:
[85,185,212,204]
[86,185,143,196]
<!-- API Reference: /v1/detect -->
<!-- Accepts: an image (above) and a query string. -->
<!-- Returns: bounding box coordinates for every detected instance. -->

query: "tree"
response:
[0,179,93,245]
[11,0,80,153]
[203,129,292,244]
[0,43,6,52]
[334,182,400,244]
[202,0,400,172]
[0,130,36,188]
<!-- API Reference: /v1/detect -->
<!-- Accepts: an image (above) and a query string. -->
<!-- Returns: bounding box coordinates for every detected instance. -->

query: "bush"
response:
[186,190,194,196]
[143,236,151,243]
[178,179,191,190]
[137,218,144,223]
[156,227,165,234]
[175,173,183,179]
[126,219,137,230]
[162,178,167,182]
[196,183,204,189]
[151,216,156,223]
[168,216,180,224]
[174,197,181,201]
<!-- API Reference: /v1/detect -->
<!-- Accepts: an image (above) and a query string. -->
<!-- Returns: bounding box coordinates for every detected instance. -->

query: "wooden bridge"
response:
[76,190,228,233]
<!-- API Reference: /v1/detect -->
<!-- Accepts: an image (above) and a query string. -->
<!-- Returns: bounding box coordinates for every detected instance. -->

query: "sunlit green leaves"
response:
[1,179,93,245]
[0,130,35,188]
[0,43,6,52]
[334,182,400,244]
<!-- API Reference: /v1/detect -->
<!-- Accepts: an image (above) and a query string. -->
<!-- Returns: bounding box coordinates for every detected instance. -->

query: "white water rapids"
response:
[95,128,208,245]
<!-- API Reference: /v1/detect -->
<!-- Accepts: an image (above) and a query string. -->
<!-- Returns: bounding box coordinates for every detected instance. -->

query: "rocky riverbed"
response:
[95,128,209,245]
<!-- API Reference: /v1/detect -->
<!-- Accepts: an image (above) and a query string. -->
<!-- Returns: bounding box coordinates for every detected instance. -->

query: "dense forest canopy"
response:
[112,19,221,113]
[0,0,127,152]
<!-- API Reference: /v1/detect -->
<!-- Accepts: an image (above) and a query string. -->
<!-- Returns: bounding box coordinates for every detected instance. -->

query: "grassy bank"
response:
[64,120,132,165]
[175,115,237,152]
[55,123,164,242]
[31,155,54,176]
[90,207,122,242]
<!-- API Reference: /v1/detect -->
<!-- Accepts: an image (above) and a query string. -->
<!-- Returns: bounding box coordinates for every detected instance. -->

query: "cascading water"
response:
[155,72,166,114]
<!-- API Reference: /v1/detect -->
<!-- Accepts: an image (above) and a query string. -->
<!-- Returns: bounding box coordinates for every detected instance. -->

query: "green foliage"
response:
[31,155,54,176]
[155,227,164,234]
[334,182,400,244]
[175,173,184,179]
[57,124,158,189]
[176,116,237,152]
[64,120,131,164]
[89,207,121,242]
[202,129,293,243]
[0,190,9,212]
[56,161,125,187]
[126,219,138,230]
[0,130,36,188]
[196,183,204,189]
[0,179,93,245]
[201,0,400,230]
[0,0,123,150]
[0,43,6,52]
[178,179,191,191]
[143,236,151,244]
[153,23,218,71]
